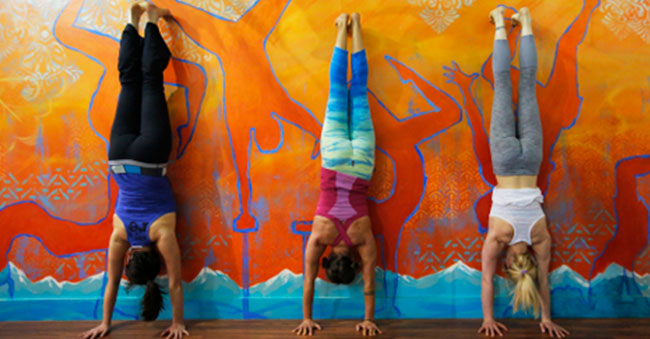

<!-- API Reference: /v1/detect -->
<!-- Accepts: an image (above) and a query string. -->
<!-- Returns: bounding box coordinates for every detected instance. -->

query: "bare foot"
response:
[350,12,361,29]
[512,7,531,28]
[350,12,364,52]
[146,3,171,24]
[489,6,506,25]
[129,1,147,27]
[335,13,349,31]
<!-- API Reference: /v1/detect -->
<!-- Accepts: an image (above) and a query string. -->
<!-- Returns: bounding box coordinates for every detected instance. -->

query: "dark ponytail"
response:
[125,249,165,321]
[142,280,164,321]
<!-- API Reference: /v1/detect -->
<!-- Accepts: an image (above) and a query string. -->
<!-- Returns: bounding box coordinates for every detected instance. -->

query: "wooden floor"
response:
[1,319,649,338]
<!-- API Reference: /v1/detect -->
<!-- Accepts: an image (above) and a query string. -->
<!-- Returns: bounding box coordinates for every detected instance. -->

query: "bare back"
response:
[311,215,372,247]
[112,212,177,244]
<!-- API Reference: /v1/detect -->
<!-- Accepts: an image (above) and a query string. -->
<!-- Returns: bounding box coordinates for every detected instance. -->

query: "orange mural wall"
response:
[1,0,650,320]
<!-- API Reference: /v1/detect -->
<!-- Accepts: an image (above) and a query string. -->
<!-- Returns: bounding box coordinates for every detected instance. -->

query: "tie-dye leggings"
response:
[321,47,375,181]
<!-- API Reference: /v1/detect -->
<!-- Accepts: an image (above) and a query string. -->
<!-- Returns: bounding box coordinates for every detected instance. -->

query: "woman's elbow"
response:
[481,273,494,284]
[168,278,183,290]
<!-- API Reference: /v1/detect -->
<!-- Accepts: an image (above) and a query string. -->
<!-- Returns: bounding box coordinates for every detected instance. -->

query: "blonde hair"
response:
[506,253,541,317]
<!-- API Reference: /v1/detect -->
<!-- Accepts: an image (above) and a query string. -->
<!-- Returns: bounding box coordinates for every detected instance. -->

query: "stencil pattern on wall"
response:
[76,0,134,39]
[0,161,107,209]
[184,0,258,21]
[550,215,616,266]
[601,0,650,43]
[408,0,477,33]
[0,0,81,103]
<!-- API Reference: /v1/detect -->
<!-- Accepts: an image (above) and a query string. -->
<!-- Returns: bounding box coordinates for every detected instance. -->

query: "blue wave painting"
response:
[1,261,649,321]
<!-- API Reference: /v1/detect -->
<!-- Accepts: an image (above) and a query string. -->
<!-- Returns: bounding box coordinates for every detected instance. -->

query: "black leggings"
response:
[108,23,172,164]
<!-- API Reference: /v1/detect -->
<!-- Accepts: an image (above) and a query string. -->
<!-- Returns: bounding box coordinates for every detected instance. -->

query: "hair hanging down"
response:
[322,253,359,285]
[506,252,541,317]
[125,249,165,321]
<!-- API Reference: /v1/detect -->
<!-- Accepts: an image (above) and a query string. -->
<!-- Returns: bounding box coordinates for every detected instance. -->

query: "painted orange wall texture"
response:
[1,0,650,319]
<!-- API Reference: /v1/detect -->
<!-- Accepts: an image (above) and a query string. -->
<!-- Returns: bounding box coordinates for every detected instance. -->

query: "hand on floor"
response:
[161,323,189,339]
[293,319,322,336]
[539,320,569,338]
[356,320,382,336]
[79,323,110,339]
[478,319,508,337]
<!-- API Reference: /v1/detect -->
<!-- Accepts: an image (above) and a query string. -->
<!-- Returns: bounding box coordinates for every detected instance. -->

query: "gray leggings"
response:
[490,35,542,176]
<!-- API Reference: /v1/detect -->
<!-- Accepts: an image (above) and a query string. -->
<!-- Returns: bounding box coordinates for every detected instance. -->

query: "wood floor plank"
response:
[0,319,648,338]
